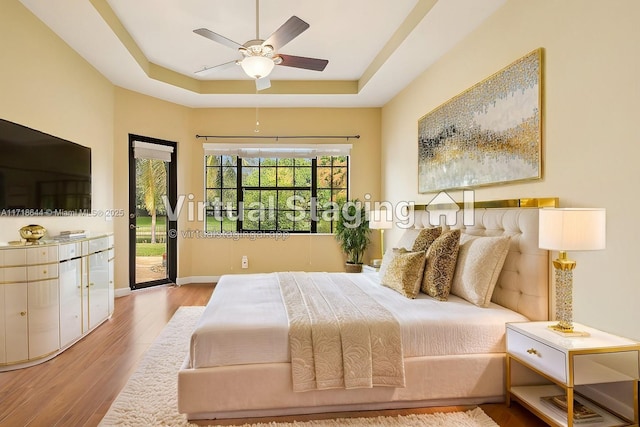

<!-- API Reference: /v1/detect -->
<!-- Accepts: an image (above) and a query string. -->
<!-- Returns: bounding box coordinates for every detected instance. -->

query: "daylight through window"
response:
[204,144,350,233]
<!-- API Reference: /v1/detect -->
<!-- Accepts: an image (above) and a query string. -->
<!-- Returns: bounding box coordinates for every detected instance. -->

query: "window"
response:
[204,144,350,234]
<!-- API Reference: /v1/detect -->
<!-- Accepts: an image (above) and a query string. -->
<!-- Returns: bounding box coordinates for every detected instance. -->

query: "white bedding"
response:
[188,271,528,369]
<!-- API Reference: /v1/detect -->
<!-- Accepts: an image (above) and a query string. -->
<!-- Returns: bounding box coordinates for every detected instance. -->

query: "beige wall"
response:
[0,1,114,241]
[185,108,381,280]
[382,0,640,339]
[113,90,382,287]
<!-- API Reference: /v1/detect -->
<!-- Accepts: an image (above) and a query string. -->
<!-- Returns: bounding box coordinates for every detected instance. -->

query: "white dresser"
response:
[0,234,114,371]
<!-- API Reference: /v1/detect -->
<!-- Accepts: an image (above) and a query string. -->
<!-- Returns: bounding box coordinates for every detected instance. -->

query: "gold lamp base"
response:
[549,251,590,337]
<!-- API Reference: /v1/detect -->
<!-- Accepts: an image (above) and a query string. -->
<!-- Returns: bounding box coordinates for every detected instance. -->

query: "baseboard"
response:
[115,287,132,298]
[115,278,217,296]
[176,276,220,286]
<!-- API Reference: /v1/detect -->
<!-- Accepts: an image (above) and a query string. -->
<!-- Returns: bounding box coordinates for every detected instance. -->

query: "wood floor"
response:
[0,284,546,427]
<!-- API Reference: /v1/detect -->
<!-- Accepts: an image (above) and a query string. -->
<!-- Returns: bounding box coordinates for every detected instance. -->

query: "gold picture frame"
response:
[418,48,543,193]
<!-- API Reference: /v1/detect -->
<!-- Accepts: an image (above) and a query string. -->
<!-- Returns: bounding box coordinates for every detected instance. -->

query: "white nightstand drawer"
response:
[507,328,567,383]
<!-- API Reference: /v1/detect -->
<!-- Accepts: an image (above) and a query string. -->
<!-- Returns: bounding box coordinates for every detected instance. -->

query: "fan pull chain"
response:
[255,0,260,39]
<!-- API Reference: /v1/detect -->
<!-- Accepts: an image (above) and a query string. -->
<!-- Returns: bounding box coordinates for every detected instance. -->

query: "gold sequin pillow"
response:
[381,248,427,299]
[396,227,442,252]
[421,229,461,300]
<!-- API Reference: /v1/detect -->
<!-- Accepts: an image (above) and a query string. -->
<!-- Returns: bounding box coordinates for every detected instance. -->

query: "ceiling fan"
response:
[193,0,329,91]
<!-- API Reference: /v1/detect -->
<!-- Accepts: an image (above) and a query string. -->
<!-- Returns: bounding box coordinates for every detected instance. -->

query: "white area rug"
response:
[100,306,498,427]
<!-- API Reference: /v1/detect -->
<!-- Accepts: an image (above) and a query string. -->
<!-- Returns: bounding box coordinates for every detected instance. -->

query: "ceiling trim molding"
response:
[89,0,148,73]
[359,0,438,92]
[89,0,361,96]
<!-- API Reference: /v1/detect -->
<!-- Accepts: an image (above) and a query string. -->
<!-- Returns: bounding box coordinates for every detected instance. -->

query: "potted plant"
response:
[335,199,371,273]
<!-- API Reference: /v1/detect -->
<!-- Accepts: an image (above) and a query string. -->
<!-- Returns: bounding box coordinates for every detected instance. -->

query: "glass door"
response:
[128,135,177,290]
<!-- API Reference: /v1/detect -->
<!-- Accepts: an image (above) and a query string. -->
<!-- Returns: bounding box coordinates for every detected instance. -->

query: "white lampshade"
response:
[369,210,393,230]
[539,208,606,251]
[240,56,275,79]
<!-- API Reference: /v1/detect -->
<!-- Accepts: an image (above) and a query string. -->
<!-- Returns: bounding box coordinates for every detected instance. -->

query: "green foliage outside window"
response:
[205,155,348,233]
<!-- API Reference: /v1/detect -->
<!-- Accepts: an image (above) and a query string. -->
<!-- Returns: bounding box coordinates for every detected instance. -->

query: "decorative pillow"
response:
[396,227,442,252]
[421,229,461,300]
[380,248,427,299]
[450,235,511,307]
[377,246,396,280]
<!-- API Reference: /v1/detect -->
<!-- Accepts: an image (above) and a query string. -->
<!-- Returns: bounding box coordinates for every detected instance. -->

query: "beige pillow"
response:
[395,227,441,252]
[450,235,511,307]
[421,229,461,300]
[381,248,426,299]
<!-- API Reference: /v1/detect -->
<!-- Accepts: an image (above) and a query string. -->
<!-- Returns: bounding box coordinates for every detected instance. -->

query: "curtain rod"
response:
[196,134,360,141]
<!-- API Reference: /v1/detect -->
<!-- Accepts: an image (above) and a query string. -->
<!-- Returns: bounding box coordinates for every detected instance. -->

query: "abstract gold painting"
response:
[418,48,542,193]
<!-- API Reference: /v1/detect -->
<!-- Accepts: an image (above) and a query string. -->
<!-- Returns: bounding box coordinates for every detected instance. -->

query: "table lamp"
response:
[368,210,393,267]
[538,208,606,335]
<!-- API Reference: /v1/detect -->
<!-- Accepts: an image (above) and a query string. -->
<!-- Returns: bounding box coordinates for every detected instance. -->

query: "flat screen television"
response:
[0,118,91,214]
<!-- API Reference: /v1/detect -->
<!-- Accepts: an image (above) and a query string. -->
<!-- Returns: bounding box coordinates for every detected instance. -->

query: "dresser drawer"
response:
[0,266,27,283]
[27,264,59,281]
[26,246,58,265]
[0,248,26,267]
[88,236,109,254]
[59,242,81,261]
[507,328,567,383]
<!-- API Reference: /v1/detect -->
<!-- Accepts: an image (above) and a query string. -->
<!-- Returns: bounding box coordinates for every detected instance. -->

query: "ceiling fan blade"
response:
[193,28,244,50]
[263,16,309,50]
[278,54,328,72]
[256,77,271,91]
[194,60,238,75]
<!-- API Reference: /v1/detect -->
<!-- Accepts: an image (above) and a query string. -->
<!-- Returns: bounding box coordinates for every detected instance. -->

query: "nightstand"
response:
[506,321,640,427]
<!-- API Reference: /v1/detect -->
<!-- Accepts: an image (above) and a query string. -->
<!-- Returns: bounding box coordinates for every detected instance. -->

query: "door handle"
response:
[130,224,139,229]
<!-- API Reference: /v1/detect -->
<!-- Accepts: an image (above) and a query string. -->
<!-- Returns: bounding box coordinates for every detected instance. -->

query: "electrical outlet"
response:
[241,255,249,269]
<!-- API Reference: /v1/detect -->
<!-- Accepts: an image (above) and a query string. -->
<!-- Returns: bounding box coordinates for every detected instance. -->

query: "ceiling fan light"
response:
[240,56,275,79]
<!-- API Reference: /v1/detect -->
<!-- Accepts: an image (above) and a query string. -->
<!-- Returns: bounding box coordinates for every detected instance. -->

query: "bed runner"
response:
[277,272,405,392]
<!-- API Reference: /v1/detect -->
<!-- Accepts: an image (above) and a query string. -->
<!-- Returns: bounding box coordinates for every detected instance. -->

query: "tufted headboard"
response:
[413,207,549,321]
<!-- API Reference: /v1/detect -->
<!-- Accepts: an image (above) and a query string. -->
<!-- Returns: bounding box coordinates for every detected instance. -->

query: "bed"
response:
[178,206,550,420]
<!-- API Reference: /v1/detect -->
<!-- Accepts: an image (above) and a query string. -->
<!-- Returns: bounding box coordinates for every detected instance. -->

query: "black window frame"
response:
[204,154,349,234]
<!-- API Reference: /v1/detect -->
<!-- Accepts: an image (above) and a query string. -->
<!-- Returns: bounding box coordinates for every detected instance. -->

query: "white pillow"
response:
[450,235,511,307]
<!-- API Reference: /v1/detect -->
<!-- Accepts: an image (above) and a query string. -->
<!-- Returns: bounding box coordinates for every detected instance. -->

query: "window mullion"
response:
[311,158,317,233]
[346,156,350,202]
[237,157,243,231]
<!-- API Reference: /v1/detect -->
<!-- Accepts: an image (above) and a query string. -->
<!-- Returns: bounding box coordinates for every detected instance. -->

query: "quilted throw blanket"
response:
[277,272,405,392]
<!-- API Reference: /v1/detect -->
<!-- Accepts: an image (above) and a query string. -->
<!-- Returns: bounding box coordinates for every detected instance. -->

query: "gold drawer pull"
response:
[527,348,539,356]
[20,311,27,316]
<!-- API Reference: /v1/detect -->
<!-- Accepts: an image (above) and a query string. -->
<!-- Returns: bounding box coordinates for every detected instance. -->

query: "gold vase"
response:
[19,224,47,243]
